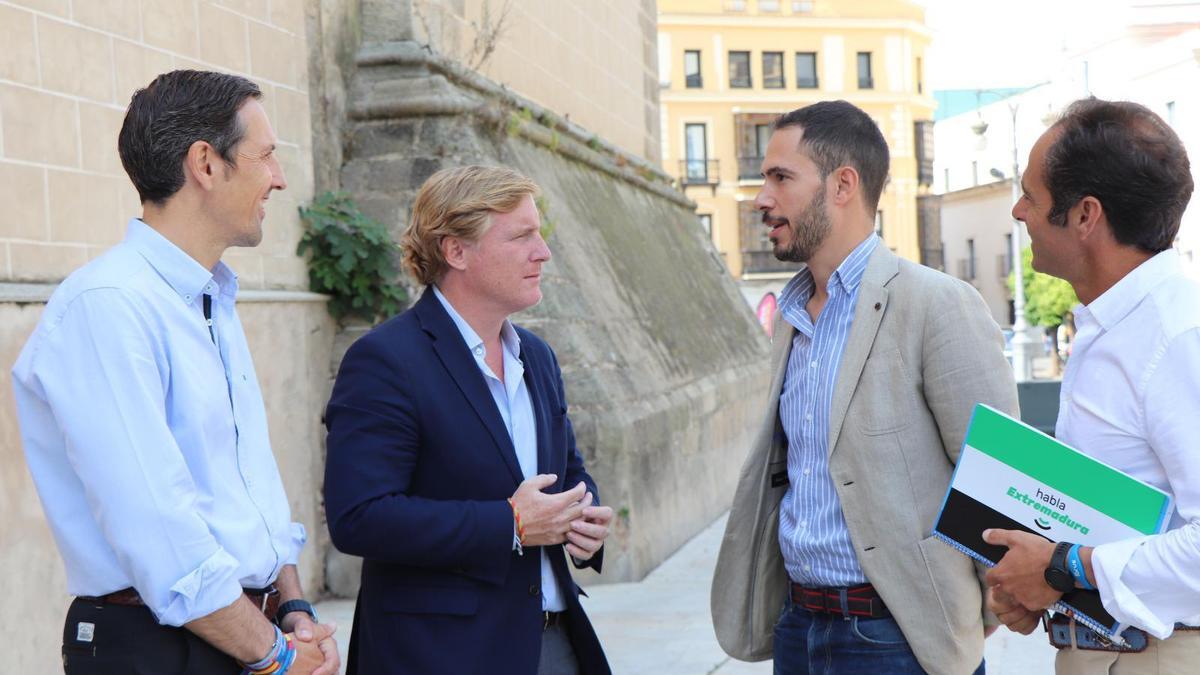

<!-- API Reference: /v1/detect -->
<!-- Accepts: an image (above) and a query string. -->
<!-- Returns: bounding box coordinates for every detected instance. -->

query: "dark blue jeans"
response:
[772,594,986,675]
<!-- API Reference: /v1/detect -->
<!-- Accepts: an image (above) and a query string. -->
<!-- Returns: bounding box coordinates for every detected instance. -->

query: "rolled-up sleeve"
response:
[1091,329,1200,638]
[284,522,308,567]
[34,289,243,626]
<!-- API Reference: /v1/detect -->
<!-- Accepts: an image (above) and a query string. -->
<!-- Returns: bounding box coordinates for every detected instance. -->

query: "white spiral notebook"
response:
[932,404,1173,641]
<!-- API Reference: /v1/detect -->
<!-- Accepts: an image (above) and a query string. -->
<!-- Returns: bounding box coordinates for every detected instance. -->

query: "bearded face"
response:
[767,184,832,264]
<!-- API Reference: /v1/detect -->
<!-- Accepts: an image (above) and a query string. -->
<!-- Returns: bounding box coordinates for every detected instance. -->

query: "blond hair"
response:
[401,165,540,285]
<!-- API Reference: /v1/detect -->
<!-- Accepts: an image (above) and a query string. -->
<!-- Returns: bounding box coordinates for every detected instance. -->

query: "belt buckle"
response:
[259,586,279,614]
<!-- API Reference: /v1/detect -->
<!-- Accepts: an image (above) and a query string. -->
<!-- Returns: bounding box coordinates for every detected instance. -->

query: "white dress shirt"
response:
[12,219,305,627]
[1057,249,1200,638]
[432,286,566,612]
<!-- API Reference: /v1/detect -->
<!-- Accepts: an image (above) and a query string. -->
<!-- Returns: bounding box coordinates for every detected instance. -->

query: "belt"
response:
[80,585,281,622]
[1046,613,1200,653]
[790,582,890,619]
[543,611,566,631]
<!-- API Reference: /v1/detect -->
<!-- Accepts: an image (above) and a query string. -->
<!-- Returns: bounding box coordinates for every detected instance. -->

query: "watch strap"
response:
[1045,541,1075,592]
[275,599,318,625]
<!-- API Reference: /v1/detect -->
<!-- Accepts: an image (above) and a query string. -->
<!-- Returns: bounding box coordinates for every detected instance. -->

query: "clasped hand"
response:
[281,615,340,675]
[982,528,1059,635]
[510,474,614,560]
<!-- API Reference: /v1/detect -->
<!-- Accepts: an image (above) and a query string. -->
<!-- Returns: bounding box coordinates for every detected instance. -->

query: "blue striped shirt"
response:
[778,234,878,586]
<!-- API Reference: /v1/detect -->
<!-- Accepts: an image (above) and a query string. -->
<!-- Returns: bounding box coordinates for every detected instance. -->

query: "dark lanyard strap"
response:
[202,294,215,344]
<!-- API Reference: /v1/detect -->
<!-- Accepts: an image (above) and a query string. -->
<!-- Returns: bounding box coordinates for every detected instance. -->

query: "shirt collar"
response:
[778,234,879,314]
[431,285,521,359]
[125,218,239,305]
[1085,248,1181,332]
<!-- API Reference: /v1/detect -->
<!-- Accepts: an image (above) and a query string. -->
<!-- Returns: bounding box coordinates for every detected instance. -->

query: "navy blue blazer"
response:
[324,288,610,675]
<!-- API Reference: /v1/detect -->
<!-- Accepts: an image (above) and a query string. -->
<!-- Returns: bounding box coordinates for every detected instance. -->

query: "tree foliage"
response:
[1007,246,1077,328]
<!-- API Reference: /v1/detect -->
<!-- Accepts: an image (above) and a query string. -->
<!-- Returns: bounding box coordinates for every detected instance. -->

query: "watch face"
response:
[1044,567,1074,593]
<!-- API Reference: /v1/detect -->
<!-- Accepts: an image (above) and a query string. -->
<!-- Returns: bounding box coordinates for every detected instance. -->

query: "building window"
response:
[724,0,747,10]
[795,52,818,88]
[792,0,814,11]
[914,120,934,188]
[875,210,884,238]
[944,167,950,192]
[699,214,713,236]
[685,123,709,181]
[763,52,784,88]
[759,0,781,11]
[685,50,702,88]
[916,56,923,94]
[755,124,772,159]
[729,51,752,88]
[967,238,977,280]
[1005,233,1014,274]
[857,51,873,89]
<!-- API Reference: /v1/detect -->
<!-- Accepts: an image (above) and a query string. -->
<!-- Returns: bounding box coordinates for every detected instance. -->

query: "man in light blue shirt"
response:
[12,70,337,674]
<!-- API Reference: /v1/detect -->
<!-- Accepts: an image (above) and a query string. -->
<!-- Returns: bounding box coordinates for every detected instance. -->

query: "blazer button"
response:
[528,584,540,597]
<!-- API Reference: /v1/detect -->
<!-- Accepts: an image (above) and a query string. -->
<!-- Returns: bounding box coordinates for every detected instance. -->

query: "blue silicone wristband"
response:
[1067,544,1095,591]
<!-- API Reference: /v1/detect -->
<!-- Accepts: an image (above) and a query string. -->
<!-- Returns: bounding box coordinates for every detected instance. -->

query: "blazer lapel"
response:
[767,315,795,425]
[414,290,524,484]
[827,245,899,456]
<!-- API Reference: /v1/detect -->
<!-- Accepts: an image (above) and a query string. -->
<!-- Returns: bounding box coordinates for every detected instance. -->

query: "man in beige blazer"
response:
[711,100,1019,675]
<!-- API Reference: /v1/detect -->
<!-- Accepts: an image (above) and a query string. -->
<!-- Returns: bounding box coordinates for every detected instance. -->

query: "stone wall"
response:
[328,40,771,588]
[0,0,314,287]
[361,0,662,162]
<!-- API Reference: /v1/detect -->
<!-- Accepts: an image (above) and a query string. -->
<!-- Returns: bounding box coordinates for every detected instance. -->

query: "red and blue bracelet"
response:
[241,624,297,675]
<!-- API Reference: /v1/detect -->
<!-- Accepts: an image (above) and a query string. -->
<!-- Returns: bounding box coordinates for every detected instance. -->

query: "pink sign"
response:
[756,292,778,338]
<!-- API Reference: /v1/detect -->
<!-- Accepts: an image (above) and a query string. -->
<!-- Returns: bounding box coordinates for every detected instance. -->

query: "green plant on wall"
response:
[506,107,534,137]
[535,194,557,240]
[297,192,408,324]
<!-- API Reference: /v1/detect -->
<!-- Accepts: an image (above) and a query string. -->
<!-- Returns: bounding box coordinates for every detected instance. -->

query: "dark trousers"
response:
[772,593,986,675]
[62,597,239,674]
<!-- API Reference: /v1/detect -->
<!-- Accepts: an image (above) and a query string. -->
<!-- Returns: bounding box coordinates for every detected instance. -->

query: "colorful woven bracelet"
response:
[507,498,526,543]
[241,627,296,675]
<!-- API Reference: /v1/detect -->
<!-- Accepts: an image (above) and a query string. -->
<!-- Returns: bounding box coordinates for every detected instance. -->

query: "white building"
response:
[933,2,1200,329]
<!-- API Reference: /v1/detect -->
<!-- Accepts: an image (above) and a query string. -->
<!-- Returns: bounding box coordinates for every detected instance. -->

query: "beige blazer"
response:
[711,244,1019,675]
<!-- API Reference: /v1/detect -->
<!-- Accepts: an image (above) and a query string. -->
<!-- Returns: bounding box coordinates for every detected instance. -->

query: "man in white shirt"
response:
[983,98,1199,674]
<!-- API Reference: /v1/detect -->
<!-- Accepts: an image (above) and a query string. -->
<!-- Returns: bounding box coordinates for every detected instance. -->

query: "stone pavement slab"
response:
[316,512,1057,674]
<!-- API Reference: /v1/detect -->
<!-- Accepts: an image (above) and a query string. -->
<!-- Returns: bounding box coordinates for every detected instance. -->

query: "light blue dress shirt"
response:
[777,234,878,587]
[432,285,566,612]
[12,219,305,627]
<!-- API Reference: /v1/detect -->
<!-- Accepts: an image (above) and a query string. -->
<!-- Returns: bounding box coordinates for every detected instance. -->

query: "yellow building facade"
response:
[658,0,936,281]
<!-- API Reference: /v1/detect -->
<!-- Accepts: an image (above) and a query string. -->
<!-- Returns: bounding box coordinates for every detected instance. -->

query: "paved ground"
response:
[316,513,1057,674]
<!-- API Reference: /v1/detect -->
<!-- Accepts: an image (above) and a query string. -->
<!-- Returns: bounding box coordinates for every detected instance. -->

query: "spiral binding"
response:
[930,531,1131,648]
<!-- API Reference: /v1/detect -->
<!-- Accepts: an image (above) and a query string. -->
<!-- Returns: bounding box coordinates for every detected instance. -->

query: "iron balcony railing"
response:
[678,159,719,186]
[742,250,803,275]
[737,156,764,180]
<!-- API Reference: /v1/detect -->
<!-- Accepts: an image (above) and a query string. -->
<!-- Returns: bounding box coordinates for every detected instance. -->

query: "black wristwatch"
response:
[276,599,319,626]
[1044,541,1075,593]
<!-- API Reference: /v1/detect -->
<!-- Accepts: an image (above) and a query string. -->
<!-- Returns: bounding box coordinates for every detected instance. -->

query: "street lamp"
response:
[973,94,1039,382]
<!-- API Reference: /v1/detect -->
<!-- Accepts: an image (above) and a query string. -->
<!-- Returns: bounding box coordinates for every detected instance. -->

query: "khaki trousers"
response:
[1055,625,1200,675]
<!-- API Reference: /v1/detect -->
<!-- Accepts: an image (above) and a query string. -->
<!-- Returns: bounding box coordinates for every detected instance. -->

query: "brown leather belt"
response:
[543,611,566,631]
[791,582,890,619]
[81,585,281,621]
